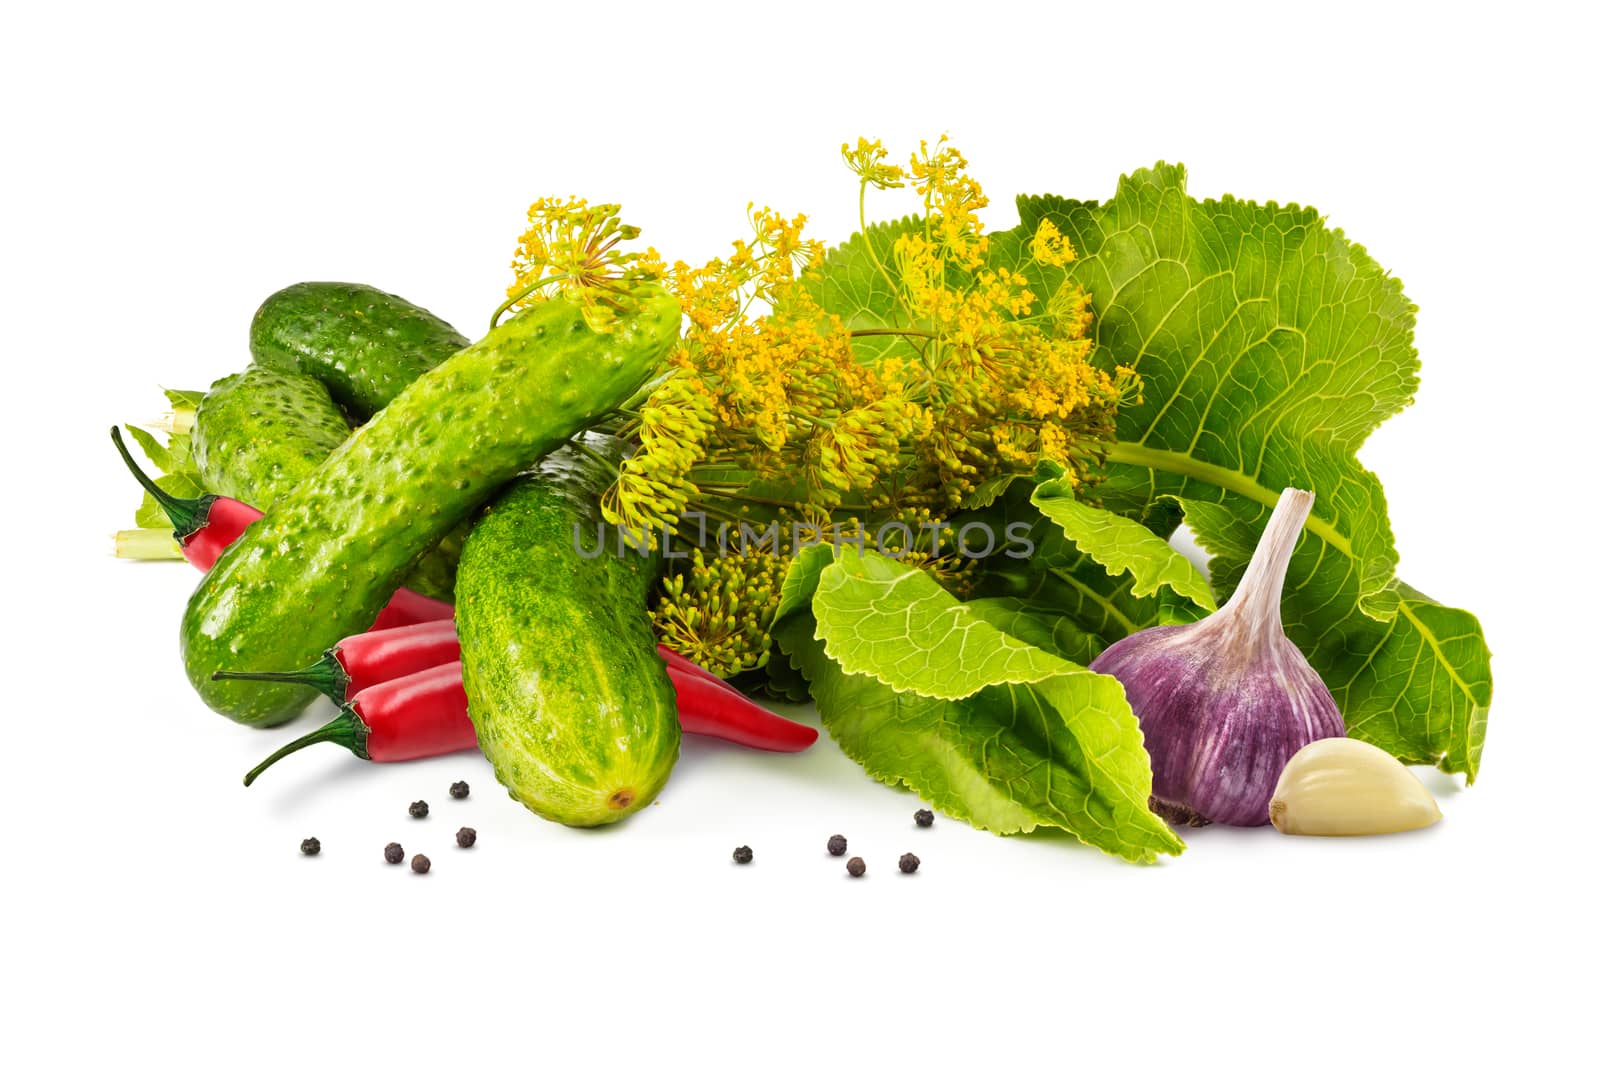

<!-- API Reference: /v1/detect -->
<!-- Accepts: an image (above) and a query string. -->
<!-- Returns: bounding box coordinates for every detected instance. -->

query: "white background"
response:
[4,1,1595,1066]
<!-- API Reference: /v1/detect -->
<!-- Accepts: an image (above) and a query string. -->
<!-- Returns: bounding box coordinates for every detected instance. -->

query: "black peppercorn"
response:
[846,856,866,878]
[456,827,477,848]
[300,837,321,856]
[914,808,934,827]
[732,845,754,864]
[411,854,431,874]
[449,781,470,800]
[899,852,920,874]
[409,800,429,819]
[384,843,404,865]
[827,834,848,856]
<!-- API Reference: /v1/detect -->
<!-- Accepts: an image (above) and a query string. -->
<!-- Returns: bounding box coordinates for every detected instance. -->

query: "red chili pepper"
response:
[210,619,736,717]
[233,642,817,782]
[656,644,745,694]
[371,587,455,630]
[114,429,815,761]
[665,666,819,752]
[210,618,461,702]
[242,662,477,785]
[111,426,454,628]
[111,426,265,570]
[657,646,819,750]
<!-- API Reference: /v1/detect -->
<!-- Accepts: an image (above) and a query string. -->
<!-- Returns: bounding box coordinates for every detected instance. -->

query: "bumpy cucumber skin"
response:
[456,438,680,827]
[181,286,680,726]
[189,365,462,601]
[249,282,469,418]
[394,525,464,602]
[191,366,350,506]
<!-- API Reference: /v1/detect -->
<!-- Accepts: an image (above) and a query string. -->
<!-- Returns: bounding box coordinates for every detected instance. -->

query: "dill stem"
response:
[567,436,621,475]
[849,328,936,340]
[488,273,575,330]
[858,180,913,323]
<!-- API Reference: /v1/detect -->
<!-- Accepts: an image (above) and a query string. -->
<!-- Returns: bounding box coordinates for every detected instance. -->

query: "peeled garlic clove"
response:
[1269,737,1442,836]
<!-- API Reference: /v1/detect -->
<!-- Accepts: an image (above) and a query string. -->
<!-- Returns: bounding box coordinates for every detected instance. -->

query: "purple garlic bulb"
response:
[1089,489,1344,827]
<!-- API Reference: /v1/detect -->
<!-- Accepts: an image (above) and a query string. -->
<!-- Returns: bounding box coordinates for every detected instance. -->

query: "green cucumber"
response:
[182,285,680,726]
[190,365,461,601]
[456,436,680,826]
[394,523,464,602]
[191,366,350,505]
[250,282,469,418]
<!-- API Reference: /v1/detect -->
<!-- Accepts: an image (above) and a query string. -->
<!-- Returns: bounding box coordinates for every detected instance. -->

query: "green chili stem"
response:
[212,655,348,706]
[109,426,207,537]
[242,709,367,787]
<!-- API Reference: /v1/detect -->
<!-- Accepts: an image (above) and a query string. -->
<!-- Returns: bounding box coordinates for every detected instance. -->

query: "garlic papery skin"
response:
[1269,737,1442,836]
[1089,488,1345,826]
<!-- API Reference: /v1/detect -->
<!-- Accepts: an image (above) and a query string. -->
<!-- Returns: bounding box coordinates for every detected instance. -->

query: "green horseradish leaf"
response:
[774,542,834,623]
[162,387,205,411]
[124,424,173,474]
[986,164,1492,780]
[761,543,837,700]
[1030,482,1215,613]
[811,549,1066,699]
[959,471,1021,511]
[1180,498,1491,781]
[962,596,1104,666]
[124,407,207,534]
[968,494,1208,661]
[774,553,1183,863]
[757,643,815,704]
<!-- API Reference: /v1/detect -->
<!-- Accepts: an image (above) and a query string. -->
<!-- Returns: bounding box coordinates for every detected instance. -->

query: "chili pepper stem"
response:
[243,708,370,786]
[108,425,210,538]
[213,657,348,705]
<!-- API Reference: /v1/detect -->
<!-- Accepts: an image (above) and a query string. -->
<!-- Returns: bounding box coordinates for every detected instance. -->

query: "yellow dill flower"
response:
[840,135,1140,504]
[907,136,989,269]
[664,205,822,335]
[807,400,910,503]
[672,257,744,333]
[1046,279,1094,338]
[506,197,661,330]
[749,205,823,298]
[593,137,1140,680]
[500,140,1141,709]
[612,196,916,530]
[841,138,906,190]
[652,545,786,677]
[892,231,961,326]
[602,371,714,537]
[1029,218,1078,269]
